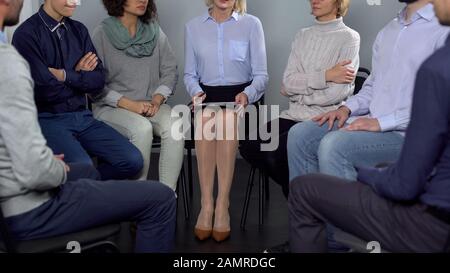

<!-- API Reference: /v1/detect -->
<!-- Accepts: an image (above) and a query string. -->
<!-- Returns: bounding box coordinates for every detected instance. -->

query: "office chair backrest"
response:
[0,207,17,253]
[354,67,371,95]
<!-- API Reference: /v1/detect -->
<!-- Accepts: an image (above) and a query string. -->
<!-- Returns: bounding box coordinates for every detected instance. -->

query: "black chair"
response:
[354,67,371,95]
[238,97,271,229]
[184,110,196,198]
[240,163,269,228]
[0,207,121,253]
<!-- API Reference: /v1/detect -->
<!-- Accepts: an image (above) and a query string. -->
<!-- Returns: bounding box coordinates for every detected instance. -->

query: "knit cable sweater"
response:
[280,17,360,122]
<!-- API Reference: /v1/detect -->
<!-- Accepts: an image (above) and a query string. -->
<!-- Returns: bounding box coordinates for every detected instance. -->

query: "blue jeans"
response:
[287,120,404,181]
[5,163,176,253]
[38,110,143,180]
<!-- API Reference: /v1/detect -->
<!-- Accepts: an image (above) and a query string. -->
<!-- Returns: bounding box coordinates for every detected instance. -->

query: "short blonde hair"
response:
[337,0,351,18]
[205,0,247,15]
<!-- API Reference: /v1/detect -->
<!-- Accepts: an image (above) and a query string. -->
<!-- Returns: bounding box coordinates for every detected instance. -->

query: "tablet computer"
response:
[195,102,238,107]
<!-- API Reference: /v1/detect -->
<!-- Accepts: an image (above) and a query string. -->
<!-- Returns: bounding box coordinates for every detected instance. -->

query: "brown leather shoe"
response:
[212,229,230,242]
[194,227,212,241]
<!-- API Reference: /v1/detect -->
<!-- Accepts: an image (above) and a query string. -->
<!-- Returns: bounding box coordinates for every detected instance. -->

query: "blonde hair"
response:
[205,0,247,15]
[336,0,351,18]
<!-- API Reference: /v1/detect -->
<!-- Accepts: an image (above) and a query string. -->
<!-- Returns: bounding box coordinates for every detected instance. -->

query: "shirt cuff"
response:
[62,69,67,82]
[343,99,360,117]
[188,82,204,98]
[153,85,173,100]
[101,90,124,107]
[57,159,68,185]
[377,115,397,132]
[308,70,327,90]
[244,85,259,104]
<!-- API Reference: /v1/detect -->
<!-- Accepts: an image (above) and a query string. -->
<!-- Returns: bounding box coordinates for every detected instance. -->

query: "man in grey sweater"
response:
[0,0,176,253]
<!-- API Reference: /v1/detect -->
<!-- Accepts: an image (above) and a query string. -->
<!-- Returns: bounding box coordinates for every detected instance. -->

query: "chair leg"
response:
[258,168,265,226]
[180,165,190,220]
[240,167,256,229]
[187,148,194,197]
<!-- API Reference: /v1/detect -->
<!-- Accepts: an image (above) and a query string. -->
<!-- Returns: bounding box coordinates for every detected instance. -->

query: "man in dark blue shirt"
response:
[288,0,450,253]
[12,0,143,180]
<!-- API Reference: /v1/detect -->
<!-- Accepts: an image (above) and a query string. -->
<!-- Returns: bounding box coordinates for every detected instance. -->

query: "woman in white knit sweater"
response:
[240,0,360,197]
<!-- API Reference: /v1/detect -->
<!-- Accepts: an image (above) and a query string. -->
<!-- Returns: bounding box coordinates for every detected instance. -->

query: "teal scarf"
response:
[102,17,160,58]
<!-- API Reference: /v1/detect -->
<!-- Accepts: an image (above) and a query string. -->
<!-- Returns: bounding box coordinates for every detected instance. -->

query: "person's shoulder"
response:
[0,44,27,65]
[185,13,207,28]
[92,23,106,39]
[431,21,450,43]
[157,23,169,40]
[240,13,260,22]
[0,45,30,81]
[13,12,40,37]
[374,16,398,39]
[341,25,360,42]
[239,13,262,27]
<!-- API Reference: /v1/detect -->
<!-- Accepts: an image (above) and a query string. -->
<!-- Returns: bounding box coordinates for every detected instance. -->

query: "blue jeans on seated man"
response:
[38,110,144,180]
[5,163,176,253]
[287,120,404,181]
[287,120,405,251]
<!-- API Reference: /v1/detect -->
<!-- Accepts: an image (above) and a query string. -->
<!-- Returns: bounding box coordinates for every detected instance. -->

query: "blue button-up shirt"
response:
[0,30,7,44]
[358,34,450,211]
[184,11,268,104]
[12,6,105,114]
[345,4,449,132]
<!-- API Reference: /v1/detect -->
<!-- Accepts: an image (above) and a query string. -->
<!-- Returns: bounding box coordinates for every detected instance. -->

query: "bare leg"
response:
[214,109,238,236]
[194,109,217,234]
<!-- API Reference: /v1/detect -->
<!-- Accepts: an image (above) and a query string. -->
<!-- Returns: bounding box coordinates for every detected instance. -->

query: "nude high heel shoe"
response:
[194,208,213,241]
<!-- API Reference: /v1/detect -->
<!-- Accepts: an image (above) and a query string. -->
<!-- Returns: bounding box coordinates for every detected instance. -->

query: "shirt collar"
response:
[0,30,7,44]
[397,3,434,25]
[38,5,68,32]
[202,10,240,23]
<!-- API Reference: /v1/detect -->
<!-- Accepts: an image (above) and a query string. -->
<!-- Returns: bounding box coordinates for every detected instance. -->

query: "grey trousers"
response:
[289,174,450,253]
[94,104,185,190]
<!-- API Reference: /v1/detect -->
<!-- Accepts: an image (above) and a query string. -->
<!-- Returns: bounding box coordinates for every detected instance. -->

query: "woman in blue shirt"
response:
[184,0,268,242]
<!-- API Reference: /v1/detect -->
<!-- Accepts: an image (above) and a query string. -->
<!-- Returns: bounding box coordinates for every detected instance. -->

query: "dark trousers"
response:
[5,163,176,253]
[240,118,298,198]
[289,174,450,253]
[38,110,144,180]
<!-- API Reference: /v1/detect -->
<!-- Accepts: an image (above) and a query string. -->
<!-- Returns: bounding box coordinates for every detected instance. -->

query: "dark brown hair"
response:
[102,0,157,23]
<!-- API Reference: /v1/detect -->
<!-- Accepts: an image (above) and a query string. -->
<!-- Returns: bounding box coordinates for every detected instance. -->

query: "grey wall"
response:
[28,0,405,110]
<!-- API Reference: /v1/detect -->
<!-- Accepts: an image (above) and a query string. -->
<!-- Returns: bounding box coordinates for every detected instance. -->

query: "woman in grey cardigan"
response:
[92,0,184,190]
[241,0,360,197]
